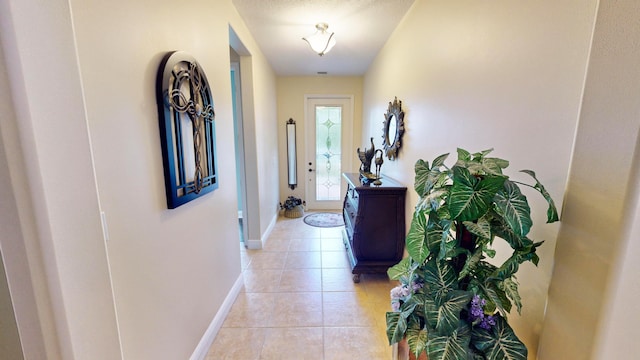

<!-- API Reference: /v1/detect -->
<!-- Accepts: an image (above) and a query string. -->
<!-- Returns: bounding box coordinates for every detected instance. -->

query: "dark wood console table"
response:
[342,173,407,282]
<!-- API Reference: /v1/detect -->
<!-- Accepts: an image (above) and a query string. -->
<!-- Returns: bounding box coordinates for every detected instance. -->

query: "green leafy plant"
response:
[386,148,559,360]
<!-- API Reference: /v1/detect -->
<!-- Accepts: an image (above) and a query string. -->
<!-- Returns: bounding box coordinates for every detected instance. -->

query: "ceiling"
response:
[231,0,416,76]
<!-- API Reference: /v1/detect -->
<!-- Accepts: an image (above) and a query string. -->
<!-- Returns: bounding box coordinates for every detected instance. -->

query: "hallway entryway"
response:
[205,212,395,359]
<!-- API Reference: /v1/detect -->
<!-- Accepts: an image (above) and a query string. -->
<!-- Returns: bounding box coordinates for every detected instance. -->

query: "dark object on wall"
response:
[286,118,297,190]
[382,97,405,160]
[341,172,406,283]
[156,51,218,209]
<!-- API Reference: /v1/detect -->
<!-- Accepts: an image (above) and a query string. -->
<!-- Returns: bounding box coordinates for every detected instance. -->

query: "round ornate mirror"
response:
[382,97,405,160]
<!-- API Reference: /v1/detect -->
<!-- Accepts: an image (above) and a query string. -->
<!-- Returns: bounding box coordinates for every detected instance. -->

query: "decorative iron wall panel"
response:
[156,51,218,209]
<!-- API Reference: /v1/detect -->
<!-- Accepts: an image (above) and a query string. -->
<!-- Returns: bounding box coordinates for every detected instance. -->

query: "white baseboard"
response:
[262,212,277,243]
[245,238,262,249]
[244,211,278,250]
[189,274,244,360]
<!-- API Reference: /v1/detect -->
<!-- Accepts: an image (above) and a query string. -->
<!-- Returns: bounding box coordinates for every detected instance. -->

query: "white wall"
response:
[362,0,597,357]
[0,0,121,358]
[251,56,281,237]
[276,76,364,203]
[0,20,62,359]
[593,145,640,358]
[69,0,277,358]
[0,0,278,358]
[540,0,640,358]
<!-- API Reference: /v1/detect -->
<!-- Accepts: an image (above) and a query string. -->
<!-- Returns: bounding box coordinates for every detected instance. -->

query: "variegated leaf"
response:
[492,246,539,281]
[406,211,430,263]
[427,322,471,360]
[483,245,496,259]
[425,290,472,335]
[432,153,450,169]
[483,157,509,175]
[423,188,448,212]
[494,180,532,237]
[466,162,485,175]
[387,257,413,281]
[424,259,458,303]
[492,214,532,249]
[386,311,407,344]
[459,247,483,280]
[427,213,452,257]
[423,169,447,197]
[471,149,494,160]
[457,148,471,162]
[449,166,506,221]
[407,328,429,359]
[471,315,527,360]
[438,234,458,261]
[479,282,510,316]
[415,196,431,212]
[414,159,431,196]
[463,216,492,239]
[520,169,560,223]
[500,277,522,315]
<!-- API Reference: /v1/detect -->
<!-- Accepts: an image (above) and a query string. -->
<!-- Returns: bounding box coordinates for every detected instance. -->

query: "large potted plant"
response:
[386,148,559,360]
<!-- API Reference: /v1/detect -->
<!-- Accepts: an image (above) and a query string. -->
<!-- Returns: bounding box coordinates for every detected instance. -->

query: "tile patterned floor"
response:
[205,212,398,360]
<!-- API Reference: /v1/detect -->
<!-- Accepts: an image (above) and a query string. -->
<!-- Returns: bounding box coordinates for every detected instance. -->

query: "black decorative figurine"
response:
[357,137,376,181]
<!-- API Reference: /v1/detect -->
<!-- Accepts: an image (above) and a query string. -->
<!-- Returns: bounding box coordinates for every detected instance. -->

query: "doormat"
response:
[303,212,344,228]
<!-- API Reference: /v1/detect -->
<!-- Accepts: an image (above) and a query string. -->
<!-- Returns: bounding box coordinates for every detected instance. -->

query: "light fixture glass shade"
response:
[303,23,336,56]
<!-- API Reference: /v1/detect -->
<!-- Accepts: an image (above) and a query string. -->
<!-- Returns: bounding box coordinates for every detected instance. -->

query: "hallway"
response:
[205,212,396,359]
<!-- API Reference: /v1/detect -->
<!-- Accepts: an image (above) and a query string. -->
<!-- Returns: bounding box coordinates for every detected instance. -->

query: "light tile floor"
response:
[206,212,398,360]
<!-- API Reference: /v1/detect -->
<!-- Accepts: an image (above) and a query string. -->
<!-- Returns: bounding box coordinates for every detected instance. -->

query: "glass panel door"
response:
[305,96,353,210]
[314,105,342,201]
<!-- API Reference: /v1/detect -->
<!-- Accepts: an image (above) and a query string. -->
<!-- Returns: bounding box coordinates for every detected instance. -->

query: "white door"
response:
[305,96,353,210]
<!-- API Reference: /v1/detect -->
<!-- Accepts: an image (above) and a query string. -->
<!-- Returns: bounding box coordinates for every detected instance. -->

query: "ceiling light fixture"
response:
[302,23,336,56]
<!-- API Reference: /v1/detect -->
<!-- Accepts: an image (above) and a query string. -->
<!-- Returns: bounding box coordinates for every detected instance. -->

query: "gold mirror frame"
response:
[382,97,405,160]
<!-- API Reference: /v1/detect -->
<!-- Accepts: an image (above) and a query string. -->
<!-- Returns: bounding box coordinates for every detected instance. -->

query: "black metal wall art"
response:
[286,118,297,190]
[156,51,218,209]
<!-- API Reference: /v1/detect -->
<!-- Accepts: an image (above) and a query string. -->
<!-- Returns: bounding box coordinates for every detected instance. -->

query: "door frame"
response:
[230,61,248,244]
[230,26,261,248]
[303,94,354,210]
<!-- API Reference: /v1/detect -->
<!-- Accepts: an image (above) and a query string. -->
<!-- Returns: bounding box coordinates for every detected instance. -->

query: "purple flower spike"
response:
[411,281,424,291]
[390,286,404,300]
[468,295,496,330]
[391,300,400,312]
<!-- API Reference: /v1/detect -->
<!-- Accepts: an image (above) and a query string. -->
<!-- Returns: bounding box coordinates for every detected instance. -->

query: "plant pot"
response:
[283,205,304,218]
[395,338,428,360]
